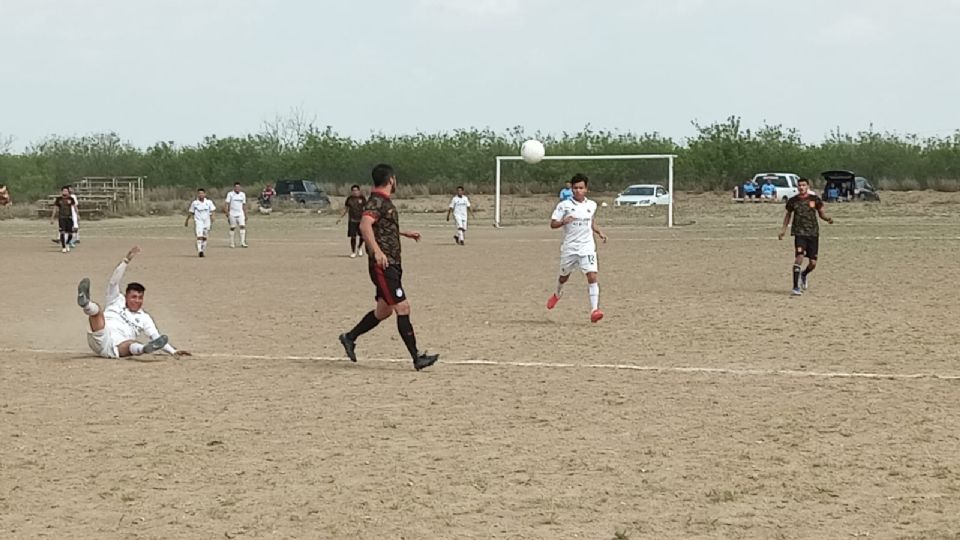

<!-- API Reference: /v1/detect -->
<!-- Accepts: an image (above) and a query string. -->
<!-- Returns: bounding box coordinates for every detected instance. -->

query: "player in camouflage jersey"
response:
[778,177,834,296]
[338,164,439,371]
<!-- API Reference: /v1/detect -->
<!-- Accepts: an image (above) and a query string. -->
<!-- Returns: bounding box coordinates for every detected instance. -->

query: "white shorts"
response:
[195,220,211,238]
[454,216,467,230]
[87,329,120,359]
[228,213,246,227]
[560,251,599,275]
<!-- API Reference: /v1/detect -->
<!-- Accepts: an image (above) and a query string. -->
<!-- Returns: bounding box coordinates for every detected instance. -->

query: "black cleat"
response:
[339,333,357,362]
[77,277,91,307]
[199,251,204,258]
[413,351,439,371]
[142,335,169,354]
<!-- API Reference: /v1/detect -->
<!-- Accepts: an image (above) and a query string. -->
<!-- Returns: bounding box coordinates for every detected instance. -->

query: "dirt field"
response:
[2,192,959,539]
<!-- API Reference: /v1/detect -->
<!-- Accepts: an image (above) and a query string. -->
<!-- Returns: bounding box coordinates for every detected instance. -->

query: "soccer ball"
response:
[520,139,545,164]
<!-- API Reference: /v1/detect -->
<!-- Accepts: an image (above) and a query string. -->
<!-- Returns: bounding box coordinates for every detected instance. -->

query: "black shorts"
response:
[58,217,74,233]
[347,220,361,238]
[369,263,406,305]
[794,235,819,260]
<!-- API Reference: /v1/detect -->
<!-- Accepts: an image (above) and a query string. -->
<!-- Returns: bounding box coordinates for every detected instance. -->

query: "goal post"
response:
[494,154,678,228]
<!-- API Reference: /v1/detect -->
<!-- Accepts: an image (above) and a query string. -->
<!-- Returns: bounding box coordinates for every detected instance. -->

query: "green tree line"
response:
[2,116,959,201]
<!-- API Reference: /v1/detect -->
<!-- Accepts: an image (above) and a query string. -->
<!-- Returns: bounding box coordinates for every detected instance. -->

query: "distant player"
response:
[545,173,607,323]
[338,164,439,371]
[778,177,834,296]
[336,184,366,258]
[50,185,79,247]
[76,246,190,360]
[50,186,76,253]
[225,182,248,248]
[559,180,573,201]
[445,186,474,245]
[185,188,216,257]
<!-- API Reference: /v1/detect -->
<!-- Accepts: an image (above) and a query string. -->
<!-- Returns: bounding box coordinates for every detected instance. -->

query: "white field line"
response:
[3,348,959,382]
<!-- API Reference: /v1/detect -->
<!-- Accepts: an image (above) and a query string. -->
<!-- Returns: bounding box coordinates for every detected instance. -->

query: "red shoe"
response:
[546,294,560,310]
[590,309,604,323]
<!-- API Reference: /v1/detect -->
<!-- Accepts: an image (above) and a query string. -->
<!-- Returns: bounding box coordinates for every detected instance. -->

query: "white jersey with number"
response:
[551,198,598,256]
[226,191,246,216]
[449,195,470,219]
[189,199,216,222]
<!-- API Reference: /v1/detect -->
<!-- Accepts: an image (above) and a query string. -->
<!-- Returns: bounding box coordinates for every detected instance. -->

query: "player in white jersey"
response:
[225,182,248,248]
[445,186,474,245]
[185,188,216,257]
[545,173,607,323]
[75,246,190,360]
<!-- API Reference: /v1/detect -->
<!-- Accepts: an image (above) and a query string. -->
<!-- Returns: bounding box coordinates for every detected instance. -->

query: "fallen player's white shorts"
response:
[560,251,599,275]
[87,329,119,359]
[195,220,211,238]
[228,213,246,227]
[454,216,467,231]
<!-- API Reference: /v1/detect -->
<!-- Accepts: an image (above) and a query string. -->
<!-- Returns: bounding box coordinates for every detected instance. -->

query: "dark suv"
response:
[274,180,331,208]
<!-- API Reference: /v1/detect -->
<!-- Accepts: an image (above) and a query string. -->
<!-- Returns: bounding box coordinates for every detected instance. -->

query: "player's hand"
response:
[827,217,834,224]
[173,350,191,358]
[597,231,607,243]
[562,216,575,225]
[374,250,389,269]
[403,231,422,242]
[777,230,785,240]
[126,246,141,261]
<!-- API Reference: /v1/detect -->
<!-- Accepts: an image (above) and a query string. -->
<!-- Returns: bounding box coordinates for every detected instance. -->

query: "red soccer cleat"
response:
[546,294,560,310]
[590,309,604,323]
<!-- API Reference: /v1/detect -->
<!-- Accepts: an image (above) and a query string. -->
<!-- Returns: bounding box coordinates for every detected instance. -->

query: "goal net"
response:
[494,154,678,228]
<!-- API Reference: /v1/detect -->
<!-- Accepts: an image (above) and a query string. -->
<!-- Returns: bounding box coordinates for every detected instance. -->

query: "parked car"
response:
[614,184,670,206]
[273,180,331,208]
[750,172,806,201]
[820,170,880,202]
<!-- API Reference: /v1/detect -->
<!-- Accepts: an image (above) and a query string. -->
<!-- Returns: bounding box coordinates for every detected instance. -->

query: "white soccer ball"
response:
[520,139,545,164]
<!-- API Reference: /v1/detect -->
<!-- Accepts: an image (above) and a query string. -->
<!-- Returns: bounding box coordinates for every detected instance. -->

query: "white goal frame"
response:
[494,154,678,228]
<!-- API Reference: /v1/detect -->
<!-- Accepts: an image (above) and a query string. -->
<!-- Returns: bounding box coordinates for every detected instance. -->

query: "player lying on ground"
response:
[77,246,190,359]
[338,163,439,371]
[778,177,833,296]
[546,173,608,323]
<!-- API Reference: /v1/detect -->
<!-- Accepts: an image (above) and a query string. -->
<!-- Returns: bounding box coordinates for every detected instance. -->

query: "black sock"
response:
[60,232,67,248]
[802,265,815,277]
[347,311,381,340]
[350,237,357,251]
[397,315,418,360]
[792,264,802,289]
[66,233,73,245]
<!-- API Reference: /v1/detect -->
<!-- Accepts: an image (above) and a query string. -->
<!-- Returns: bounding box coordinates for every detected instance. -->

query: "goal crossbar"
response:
[494,154,678,228]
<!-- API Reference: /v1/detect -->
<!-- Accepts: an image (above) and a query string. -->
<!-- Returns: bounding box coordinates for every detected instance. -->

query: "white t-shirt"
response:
[449,195,471,219]
[226,191,247,216]
[551,198,598,256]
[101,261,176,354]
[189,199,216,222]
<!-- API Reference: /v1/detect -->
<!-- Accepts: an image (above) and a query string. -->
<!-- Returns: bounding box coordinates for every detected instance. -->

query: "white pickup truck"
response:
[751,172,808,201]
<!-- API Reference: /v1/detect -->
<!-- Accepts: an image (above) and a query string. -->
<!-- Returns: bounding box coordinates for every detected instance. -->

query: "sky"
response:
[2,0,959,151]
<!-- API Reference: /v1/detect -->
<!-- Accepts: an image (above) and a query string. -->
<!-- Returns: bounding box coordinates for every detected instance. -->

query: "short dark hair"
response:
[570,173,589,186]
[197,188,206,192]
[61,185,70,191]
[371,164,395,187]
[798,177,810,185]
[350,184,361,190]
[234,182,241,186]
[456,186,464,190]
[126,282,145,294]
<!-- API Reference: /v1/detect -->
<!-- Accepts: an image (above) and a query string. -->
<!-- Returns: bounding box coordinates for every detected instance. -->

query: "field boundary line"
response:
[4,347,960,382]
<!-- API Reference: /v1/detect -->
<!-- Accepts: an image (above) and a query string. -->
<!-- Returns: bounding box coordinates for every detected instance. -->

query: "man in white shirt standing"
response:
[76,246,190,360]
[185,188,216,257]
[225,182,248,248]
[445,186,474,245]
[545,173,607,323]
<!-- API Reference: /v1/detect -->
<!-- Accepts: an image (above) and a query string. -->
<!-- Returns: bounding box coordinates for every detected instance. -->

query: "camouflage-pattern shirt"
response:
[344,195,366,222]
[364,190,401,265]
[786,194,824,237]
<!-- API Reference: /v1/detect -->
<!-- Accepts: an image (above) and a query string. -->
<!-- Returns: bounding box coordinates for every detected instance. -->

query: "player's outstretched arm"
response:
[400,230,421,241]
[778,210,792,240]
[106,246,140,302]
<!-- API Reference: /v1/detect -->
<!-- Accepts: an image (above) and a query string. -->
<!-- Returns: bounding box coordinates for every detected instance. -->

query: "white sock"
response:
[129,342,144,355]
[197,240,203,252]
[588,283,600,311]
[229,229,236,244]
[555,280,565,297]
[240,229,246,243]
[82,302,100,316]
[201,239,207,251]
[458,230,464,241]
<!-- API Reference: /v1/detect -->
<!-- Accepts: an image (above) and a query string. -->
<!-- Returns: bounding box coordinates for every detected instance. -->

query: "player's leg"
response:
[547,254,577,309]
[228,215,237,247]
[792,237,806,295]
[385,268,437,370]
[77,277,106,331]
[800,238,819,290]
[582,253,603,322]
[348,222,358,257]
[339,264,398,361]
[237,214,248,247]
[116,336,169,358]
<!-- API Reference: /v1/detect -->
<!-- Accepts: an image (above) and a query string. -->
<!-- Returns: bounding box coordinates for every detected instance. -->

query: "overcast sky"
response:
[2,0,958,151]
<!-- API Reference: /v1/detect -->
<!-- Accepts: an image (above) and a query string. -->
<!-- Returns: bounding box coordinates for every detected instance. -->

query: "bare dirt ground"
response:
[2,192,959,539]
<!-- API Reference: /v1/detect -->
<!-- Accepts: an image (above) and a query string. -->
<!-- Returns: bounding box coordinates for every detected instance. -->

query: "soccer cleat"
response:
[590,309,604,323]
[414,352,439,371]
[339,333,357,362]
[141,335,169,354]
[791,288,803,296]
[800,274,809,290]
[230,243,235,248]
[350,252,357,258]
[358,247,365,256]
[199,251,205,258]
[546,294,560,310]
[77,277,91,307]
[241,243,249,248]
[62,247,68,253]
[453,235,459,244]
